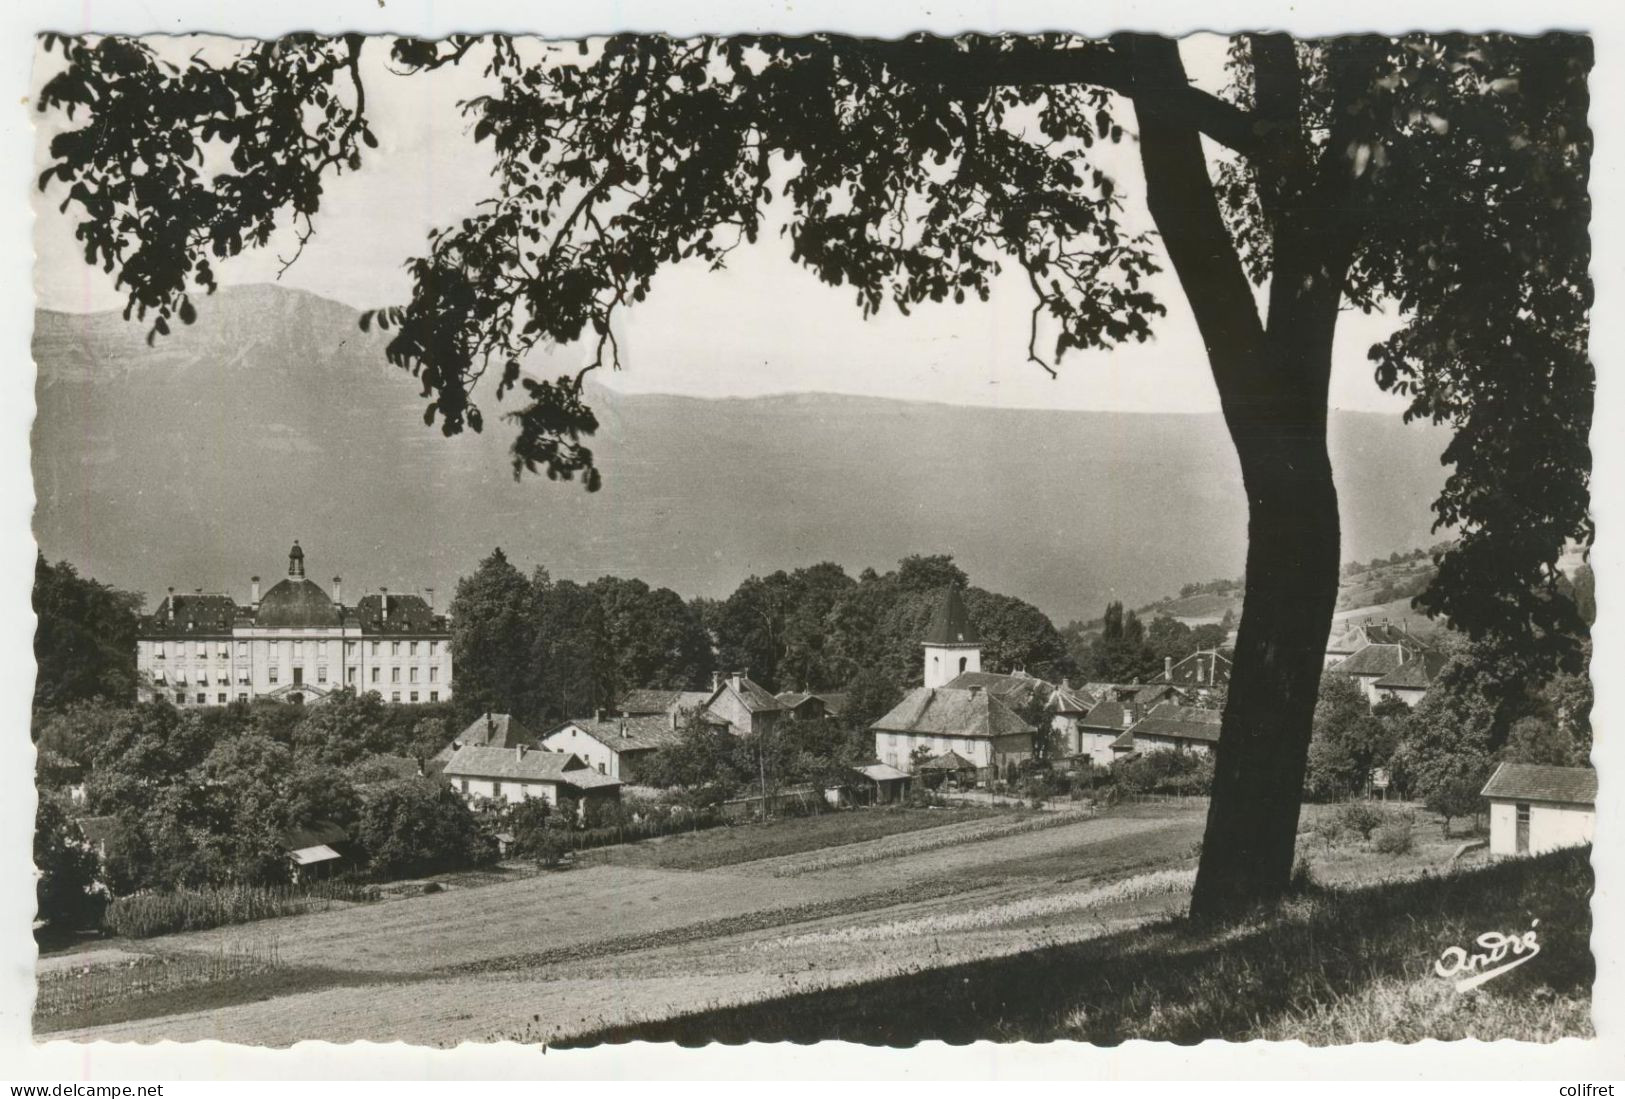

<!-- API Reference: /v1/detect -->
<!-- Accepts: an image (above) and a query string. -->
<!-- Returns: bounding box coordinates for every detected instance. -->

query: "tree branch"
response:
[1115,35,1269,409]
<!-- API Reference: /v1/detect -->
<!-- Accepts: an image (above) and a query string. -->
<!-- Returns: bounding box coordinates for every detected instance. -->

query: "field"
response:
[36,799,1589,1046]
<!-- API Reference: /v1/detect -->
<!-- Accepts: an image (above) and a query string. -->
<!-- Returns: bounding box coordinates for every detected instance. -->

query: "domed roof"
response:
[255,578,340,628]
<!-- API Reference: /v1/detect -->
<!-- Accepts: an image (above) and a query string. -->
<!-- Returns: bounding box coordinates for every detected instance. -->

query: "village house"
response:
[1324,619,1419,669]
[871,687,1036,779]
[441,743,622,818]
[539,713,683,782]
[1110,703,1223,758]
[944,669,1058,710]
[703,671,784,737]
[1481,762,1596,857]
[1332,639,1444,706]
[1065,685,1200,766]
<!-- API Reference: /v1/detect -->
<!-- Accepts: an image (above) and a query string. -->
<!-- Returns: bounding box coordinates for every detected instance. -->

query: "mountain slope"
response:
[31,285,1453,625]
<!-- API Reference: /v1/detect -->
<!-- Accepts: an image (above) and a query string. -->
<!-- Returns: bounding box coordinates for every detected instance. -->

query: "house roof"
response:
[434,712,535,761]
[1078,698,1131,730]
[351,592,445,634]
[1374,649,1448,690]
[1050,685,1099,714]
[922,587,980,646]
[870,686,1035,739]
[1480,762,1596,805]
[944,670,1057,709]
[1127,702,1223,744]
[546,714,683,753]
[442,745,622,789]
[1327,621,1418,653]
[858,762,910,782]
[712,675,785,713]
[617,688,711,715]
[814,692,849,716]
[139,593,243,635]
[919,749,979,771]
[1333,643,1416,678]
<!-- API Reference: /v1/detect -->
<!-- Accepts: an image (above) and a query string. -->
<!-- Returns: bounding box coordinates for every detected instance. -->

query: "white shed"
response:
[1480,762,1595,857]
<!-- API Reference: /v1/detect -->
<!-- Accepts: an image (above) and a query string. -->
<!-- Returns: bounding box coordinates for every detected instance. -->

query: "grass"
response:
[558,845,1593,1047]
[104,880,379,939]
[769,809,1088,877]
[583,805,1001,872]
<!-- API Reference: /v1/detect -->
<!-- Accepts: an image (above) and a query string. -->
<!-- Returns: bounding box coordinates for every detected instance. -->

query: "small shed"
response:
[916,749,979,789]
[282,821,350,882]
[1481,762,1596,857]
[857,762,911,804]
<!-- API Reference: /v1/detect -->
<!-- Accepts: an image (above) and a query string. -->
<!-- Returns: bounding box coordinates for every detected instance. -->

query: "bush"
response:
[1110,749,1214,796]
[1372,819,1415,855]
[1335,802,1385,840]
[356,778,497,879]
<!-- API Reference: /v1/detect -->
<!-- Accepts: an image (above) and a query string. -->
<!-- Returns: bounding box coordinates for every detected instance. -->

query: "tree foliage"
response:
[33,554,142,709]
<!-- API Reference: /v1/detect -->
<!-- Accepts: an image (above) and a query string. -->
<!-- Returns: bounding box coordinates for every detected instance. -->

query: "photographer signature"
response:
[1434,919,1541,991]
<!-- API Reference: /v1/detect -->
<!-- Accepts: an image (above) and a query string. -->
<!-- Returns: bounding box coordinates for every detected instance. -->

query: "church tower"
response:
[922,586,981,688]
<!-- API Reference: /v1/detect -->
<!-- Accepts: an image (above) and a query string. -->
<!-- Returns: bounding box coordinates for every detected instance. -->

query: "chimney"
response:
[711,671,721,692]
[250,576,261,605]
[380,587,389,623]
[516,744,527,760]
[1164,656,1173,681]
[595,707,604,723]
[1122,704,1136,728]
[425,587,435,612]
[332,576,343,604]
[730,671,744,692]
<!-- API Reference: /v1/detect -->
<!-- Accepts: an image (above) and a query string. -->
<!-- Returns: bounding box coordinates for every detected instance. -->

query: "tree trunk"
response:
[1188,394,1342,920]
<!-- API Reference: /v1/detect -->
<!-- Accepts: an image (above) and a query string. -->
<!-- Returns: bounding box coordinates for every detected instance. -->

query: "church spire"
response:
[922,586,981,687]
[288,540,305,579]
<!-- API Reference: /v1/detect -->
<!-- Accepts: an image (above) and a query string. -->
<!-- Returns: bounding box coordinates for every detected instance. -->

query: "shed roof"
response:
[1480,762,1596,805]
[870,686,1035,739]
[918,749,978,771]
[858,762,910,782]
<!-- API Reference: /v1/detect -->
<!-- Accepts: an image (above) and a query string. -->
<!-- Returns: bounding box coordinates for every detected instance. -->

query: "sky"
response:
[30,33,1410,416]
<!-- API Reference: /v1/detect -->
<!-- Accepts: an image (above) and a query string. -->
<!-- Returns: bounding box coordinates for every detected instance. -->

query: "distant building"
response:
[774,691,850,721]
[540,714,685,782]
[442,744,622,818]
[1481,763,1596,857]
[1324,620,1419,669]
[870,589,1036,778]
[1332,640,1444,706]
[135,541,451,707]
[944,669,1057,711]
[282,821,350,883]
[1110,703,1222,758]
[703,672,784,737]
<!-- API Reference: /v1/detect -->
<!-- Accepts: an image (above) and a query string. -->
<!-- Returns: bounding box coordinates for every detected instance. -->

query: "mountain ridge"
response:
[31,283,1454,626]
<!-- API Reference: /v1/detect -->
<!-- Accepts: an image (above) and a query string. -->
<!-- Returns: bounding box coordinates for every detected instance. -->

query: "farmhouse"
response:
[774,691,851,721]
[944,669,1058,710]
[1324,620,1420,669]
[443,744,622,817]
[703,672,785,737]
[1110,703,1222,757]
[1481,762,1596,857]
[539,713,682,782]
[870,686,1035,779]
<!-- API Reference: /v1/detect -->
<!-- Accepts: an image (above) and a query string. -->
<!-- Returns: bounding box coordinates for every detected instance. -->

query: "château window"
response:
[491,781,502,798]
[410,641,419,656]
[959,657,968,673]
[370,641,379,656]
[391,641,401,656]
[429,667,438,682]
[391,668,400,683]
[429,691,439,702]
[237,693,248,704]
[391,691,401,702]
[370,667,380,683]
[268,668,279,684]
[218,643,230,659]
[345,641,356,655]
[155,643,165,659]
[410,691,419,702]
[195,641,206,657]
[346,667,357,684]
[196,693,206,704]
[237,641,248,657]
[218,693,227,704]
[175,692,185,704]
[317,666,328,684]
[430,641,439,655]
[409,667,419,683]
